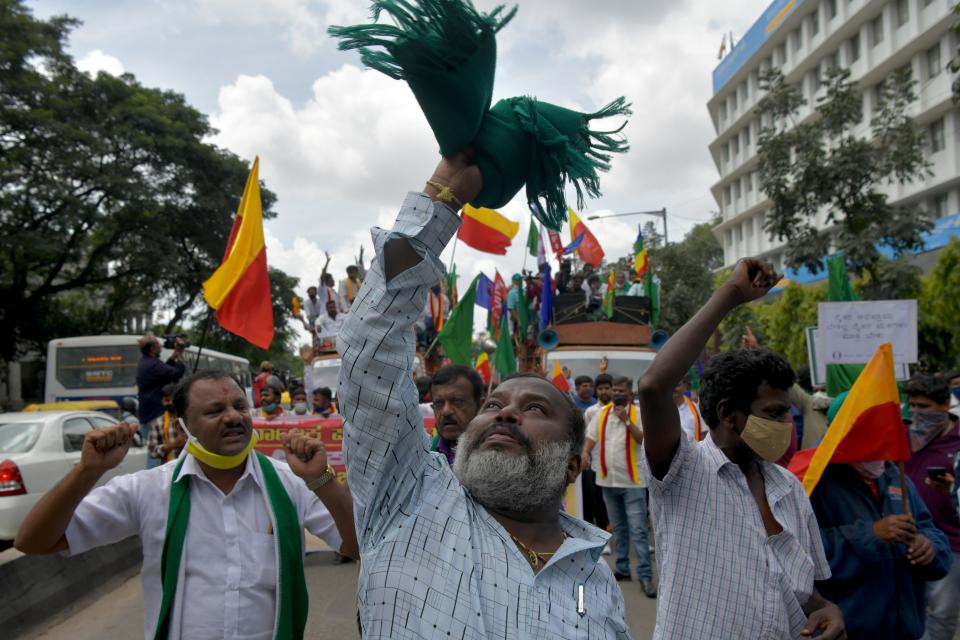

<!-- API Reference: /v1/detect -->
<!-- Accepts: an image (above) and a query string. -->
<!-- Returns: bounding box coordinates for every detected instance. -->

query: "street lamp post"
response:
[587,208,669,245]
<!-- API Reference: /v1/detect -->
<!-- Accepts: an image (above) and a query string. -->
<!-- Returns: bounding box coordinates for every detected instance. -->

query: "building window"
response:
[793,27,803,53]
[733,180,741,201]
[933,193,949,217]
[827,0,838,20]
[812,65,822,93]
[746,173,754,193]
[810,10,820,37]
[848,33,861,63]
[722,143,730,162]
[735,224,743,242]
[746,217,755,239]
[872,14,884,47]
[896,0,910,27]
[927,43,942,79]
[871,84,884,120]
[929,118,946,153]
[777,42,787,66]
[730,91,738,112]
[743,123,751,147]
[923,0,936,6]
[725,228,733,248]
[719,103,727,122]
[732,135,740,156]
[725,185,732,206]
[739,82,748,104]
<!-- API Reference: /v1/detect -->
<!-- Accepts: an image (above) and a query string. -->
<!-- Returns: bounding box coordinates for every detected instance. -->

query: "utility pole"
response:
[587,208,669,245]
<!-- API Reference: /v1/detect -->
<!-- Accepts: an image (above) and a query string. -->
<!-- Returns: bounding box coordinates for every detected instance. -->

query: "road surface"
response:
[31,551,658,639]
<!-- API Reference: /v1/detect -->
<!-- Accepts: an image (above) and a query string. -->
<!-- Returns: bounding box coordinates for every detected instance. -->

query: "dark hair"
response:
[313,386,332,400]
[501,373,585,453]
[173,370,242,418]
[574,375,593,387]
[795,364,812,394]
[612,376,633,390]
[431,365,484,407]
[162,383,178,398]
[903,374,950,405]
[291,386,307,398]
[594,373,613,388]
[414,376,433,403]
[945,370,960,383]
[699,349,796,430]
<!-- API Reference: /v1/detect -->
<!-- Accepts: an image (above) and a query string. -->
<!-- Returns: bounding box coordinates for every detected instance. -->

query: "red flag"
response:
[547,229,564,255]
[788,343,911,495]
[491,272,508,339]
[475,352,492,385]
[569,210,604,267]
[202,158,274,349]
[551,361,570,392]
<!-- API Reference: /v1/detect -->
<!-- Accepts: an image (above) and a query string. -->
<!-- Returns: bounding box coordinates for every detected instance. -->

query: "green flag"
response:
[493,313,516,377]
[602,272,615,319]
[438,275,478,365]
[446,264,459,305]
[526,218,539,257]
[514,284,529,341]
[644,269,661,326]
[825,255,862,396]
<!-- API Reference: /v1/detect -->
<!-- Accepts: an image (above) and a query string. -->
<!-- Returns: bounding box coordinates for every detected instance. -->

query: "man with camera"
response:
[136,333,187,454]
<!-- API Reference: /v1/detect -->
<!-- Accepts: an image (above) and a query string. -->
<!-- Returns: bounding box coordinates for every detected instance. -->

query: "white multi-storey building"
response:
[708,0,959,276]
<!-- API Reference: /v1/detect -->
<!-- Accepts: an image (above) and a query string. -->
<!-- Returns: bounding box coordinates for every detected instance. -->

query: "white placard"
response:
[806,326,910,386]
[818,300,918,365]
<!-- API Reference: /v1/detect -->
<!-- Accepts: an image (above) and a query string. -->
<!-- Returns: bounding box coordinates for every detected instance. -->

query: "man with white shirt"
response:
[637,257,845,639]
[315,299,345,350]
[15,370,358,640]
[673,375,704,442]
[582,376,655,596]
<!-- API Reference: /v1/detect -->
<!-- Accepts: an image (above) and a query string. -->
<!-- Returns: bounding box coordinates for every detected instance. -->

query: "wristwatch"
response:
[305,465,336,492]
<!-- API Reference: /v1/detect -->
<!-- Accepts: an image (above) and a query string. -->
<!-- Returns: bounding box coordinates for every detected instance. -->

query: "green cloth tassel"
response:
[329,0,630,230]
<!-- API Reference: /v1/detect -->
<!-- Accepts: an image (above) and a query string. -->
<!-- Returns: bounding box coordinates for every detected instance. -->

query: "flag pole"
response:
[192,308,214,373]
[897,460,912,516]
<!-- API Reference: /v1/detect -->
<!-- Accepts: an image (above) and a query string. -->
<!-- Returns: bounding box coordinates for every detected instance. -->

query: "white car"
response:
[0,411,148,549]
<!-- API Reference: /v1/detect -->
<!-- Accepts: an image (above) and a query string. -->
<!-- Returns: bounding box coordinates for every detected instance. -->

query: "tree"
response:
[919,238,960,371]
[752,282,825,369]
[756,66,933,284]
[0,0,290,360]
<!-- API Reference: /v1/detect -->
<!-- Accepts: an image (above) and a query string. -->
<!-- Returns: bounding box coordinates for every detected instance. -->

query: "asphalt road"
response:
[31,551,658,639]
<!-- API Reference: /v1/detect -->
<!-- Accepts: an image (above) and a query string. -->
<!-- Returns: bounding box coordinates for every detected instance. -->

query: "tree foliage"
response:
[756,66,933,283]
[919,238,960,371]
[0,0,297,362]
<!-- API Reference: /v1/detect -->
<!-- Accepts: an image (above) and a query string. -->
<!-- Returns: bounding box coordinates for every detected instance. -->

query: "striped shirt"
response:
[640,435,830,639]
[339,193,630,640]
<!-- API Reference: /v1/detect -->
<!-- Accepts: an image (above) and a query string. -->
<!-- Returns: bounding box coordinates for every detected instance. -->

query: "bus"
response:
[45,335,253,404]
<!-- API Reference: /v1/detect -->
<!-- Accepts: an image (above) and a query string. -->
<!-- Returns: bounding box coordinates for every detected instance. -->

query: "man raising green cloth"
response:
[15,370,358,639]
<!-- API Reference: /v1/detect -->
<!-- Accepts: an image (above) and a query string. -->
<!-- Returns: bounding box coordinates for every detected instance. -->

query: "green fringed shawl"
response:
[329,0,631,230]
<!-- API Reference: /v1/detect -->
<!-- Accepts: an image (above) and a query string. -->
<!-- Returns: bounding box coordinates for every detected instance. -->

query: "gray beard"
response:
[452,430,571,513]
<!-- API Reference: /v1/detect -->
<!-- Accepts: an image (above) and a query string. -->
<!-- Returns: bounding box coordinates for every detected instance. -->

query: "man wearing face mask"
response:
[902,375,960,639]
[808,388,951,640]
[290,387,312,417]
[584,373,614,425]
[429,364,483,465]
[572,376,597,412]
[15,370,358,639]
[637,258,846,640]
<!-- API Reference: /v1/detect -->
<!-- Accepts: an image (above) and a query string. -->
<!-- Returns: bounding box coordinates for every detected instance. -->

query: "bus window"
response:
[55,345,139,389]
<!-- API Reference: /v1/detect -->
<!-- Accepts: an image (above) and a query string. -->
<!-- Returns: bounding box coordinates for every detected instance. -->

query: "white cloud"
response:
[76,49,125,76]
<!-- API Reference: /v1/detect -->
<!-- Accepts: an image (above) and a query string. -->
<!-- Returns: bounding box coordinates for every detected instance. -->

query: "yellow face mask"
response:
[179,418,258,470]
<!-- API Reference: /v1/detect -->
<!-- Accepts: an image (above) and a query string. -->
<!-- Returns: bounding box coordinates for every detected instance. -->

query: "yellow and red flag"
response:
[475,352,491,385]
[202,157,274,349]
[568,209,605,267]
[551,361,570,392]
[457,205,519,255]
[788,343,911,495]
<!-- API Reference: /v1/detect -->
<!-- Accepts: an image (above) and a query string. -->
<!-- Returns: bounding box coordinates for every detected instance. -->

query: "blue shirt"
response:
[809,463,952,640]
[339,193,629,640]
[507,285,522,311]
[573,395,598,412]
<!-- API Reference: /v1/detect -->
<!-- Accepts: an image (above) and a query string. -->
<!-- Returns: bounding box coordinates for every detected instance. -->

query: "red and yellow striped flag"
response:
[203,157,274,349]
[788,343,911,495]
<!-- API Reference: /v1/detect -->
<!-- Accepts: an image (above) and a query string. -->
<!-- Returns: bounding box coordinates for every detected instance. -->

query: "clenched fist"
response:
[282,429,330,484]
[80,422,139,474]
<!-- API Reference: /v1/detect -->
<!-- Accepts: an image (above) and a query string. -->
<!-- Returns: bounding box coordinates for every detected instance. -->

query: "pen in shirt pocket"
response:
[577,584,585,617]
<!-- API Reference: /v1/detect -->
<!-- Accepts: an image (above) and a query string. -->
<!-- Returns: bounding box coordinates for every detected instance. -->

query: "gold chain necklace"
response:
[510,532,567,568]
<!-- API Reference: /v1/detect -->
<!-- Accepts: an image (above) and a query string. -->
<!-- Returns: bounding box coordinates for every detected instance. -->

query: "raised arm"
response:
[338,154,480,544]
[637,259,778,478]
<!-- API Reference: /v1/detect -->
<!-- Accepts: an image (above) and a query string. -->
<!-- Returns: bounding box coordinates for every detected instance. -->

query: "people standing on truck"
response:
[339,265,362,311]
[136,333,186,447]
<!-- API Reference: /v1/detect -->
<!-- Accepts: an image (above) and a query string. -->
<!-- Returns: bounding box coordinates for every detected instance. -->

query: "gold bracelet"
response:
[425,180,463,209]
[305,465,336,491]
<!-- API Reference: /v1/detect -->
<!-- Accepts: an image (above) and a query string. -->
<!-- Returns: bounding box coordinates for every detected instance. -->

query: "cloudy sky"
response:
[31,0,765,342]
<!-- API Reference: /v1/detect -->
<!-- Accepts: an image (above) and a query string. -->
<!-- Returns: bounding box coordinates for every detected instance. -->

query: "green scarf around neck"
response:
[329,0,631,231]
[153,452,308,639]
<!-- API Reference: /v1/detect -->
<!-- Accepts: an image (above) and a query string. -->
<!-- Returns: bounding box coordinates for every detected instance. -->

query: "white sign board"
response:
[818,300,918,365]
[806,326,910,386]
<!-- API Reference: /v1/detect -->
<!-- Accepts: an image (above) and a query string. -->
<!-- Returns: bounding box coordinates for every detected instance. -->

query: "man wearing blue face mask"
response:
[808,384,952,640]
[637,258,846,639]
[903,375,960,640]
